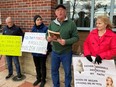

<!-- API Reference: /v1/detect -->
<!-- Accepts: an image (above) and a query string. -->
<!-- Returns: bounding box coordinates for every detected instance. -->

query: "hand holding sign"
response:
[86,55,93,62]
[0,55,2,60]
[94,55,102,65]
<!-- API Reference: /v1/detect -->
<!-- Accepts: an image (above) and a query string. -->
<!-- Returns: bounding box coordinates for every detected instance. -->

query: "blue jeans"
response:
[51,51,72,87]
[6,56,21,75]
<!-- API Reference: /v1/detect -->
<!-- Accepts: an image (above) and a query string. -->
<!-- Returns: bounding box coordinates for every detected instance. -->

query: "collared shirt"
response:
[53,17,68,26]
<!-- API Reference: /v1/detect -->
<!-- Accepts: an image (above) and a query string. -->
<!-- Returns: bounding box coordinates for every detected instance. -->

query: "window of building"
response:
[59,0,115,31]
[113,0,116,28]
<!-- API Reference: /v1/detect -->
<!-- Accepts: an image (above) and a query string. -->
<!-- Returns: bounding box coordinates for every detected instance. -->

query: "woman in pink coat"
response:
[83,15,116,64]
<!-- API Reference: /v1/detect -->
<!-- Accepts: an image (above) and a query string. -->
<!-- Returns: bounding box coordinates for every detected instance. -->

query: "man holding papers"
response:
[46,4,79,87]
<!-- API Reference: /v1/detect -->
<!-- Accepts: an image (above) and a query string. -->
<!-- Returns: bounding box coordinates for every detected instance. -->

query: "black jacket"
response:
[31,23,52,57]
[3,24,24,36]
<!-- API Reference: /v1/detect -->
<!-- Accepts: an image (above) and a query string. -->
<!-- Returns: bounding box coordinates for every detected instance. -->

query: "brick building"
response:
[0,0,57,32]
[0,0,87,52]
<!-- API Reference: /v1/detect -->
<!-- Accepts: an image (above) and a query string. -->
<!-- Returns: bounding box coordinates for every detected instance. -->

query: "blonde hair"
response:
[96,15,113,29]
[106,77,114,87]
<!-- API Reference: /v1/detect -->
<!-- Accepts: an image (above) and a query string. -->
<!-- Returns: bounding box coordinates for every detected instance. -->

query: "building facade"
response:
[62,0,116,31]
[0,0,57,32]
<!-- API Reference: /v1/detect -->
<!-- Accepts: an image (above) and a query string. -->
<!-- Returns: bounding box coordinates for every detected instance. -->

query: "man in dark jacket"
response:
[2,17,23,79]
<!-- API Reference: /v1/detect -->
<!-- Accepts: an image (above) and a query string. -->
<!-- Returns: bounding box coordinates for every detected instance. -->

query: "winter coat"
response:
[47,18,79,54]
[32,23,52,57]
[3,24,24,36]
[83,28,116,60]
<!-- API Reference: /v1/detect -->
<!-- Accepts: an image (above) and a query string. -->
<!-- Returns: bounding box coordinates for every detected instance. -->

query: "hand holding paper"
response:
[47,36,54,42]
[85,55,93,62]
[94,55,102,64]
[57,39,66,45]
[0,55,2,60]
[48,30,61,41]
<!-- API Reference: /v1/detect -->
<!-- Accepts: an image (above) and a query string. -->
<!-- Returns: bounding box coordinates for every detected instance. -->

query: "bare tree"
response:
[68,0,107,20]
[71,0,76,20]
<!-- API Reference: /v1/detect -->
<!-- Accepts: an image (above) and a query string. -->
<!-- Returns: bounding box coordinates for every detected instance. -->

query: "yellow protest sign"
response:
[0,35,22,56]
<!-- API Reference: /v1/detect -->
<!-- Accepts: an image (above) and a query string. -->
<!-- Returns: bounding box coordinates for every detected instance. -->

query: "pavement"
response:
[0,69,54,87]
[0,56,65,87]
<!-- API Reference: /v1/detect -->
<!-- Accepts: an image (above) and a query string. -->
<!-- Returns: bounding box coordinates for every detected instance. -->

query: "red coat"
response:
[83,29,116,60]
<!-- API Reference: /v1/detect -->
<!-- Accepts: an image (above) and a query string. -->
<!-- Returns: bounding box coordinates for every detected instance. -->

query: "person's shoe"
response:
[16,74,22,79]
[40,81,46,87]
[33,79,41,86]
[5,74,13,79]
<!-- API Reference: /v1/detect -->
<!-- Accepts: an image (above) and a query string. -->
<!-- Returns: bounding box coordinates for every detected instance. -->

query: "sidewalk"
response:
[0,69,54,87]
[0,56,65,87]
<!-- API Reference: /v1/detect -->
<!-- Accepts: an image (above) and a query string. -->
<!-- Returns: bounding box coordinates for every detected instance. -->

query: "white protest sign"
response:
[21,32,48,54]
[73,56,116,87]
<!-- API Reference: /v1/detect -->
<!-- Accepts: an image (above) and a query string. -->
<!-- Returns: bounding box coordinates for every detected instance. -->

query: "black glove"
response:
[95,55,102,64]
[86,55,93,62]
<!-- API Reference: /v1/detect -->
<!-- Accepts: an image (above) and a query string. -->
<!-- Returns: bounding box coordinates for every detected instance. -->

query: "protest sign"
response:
[73,56,116,87]
[0,35,22,56]
[21,32,48,54]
